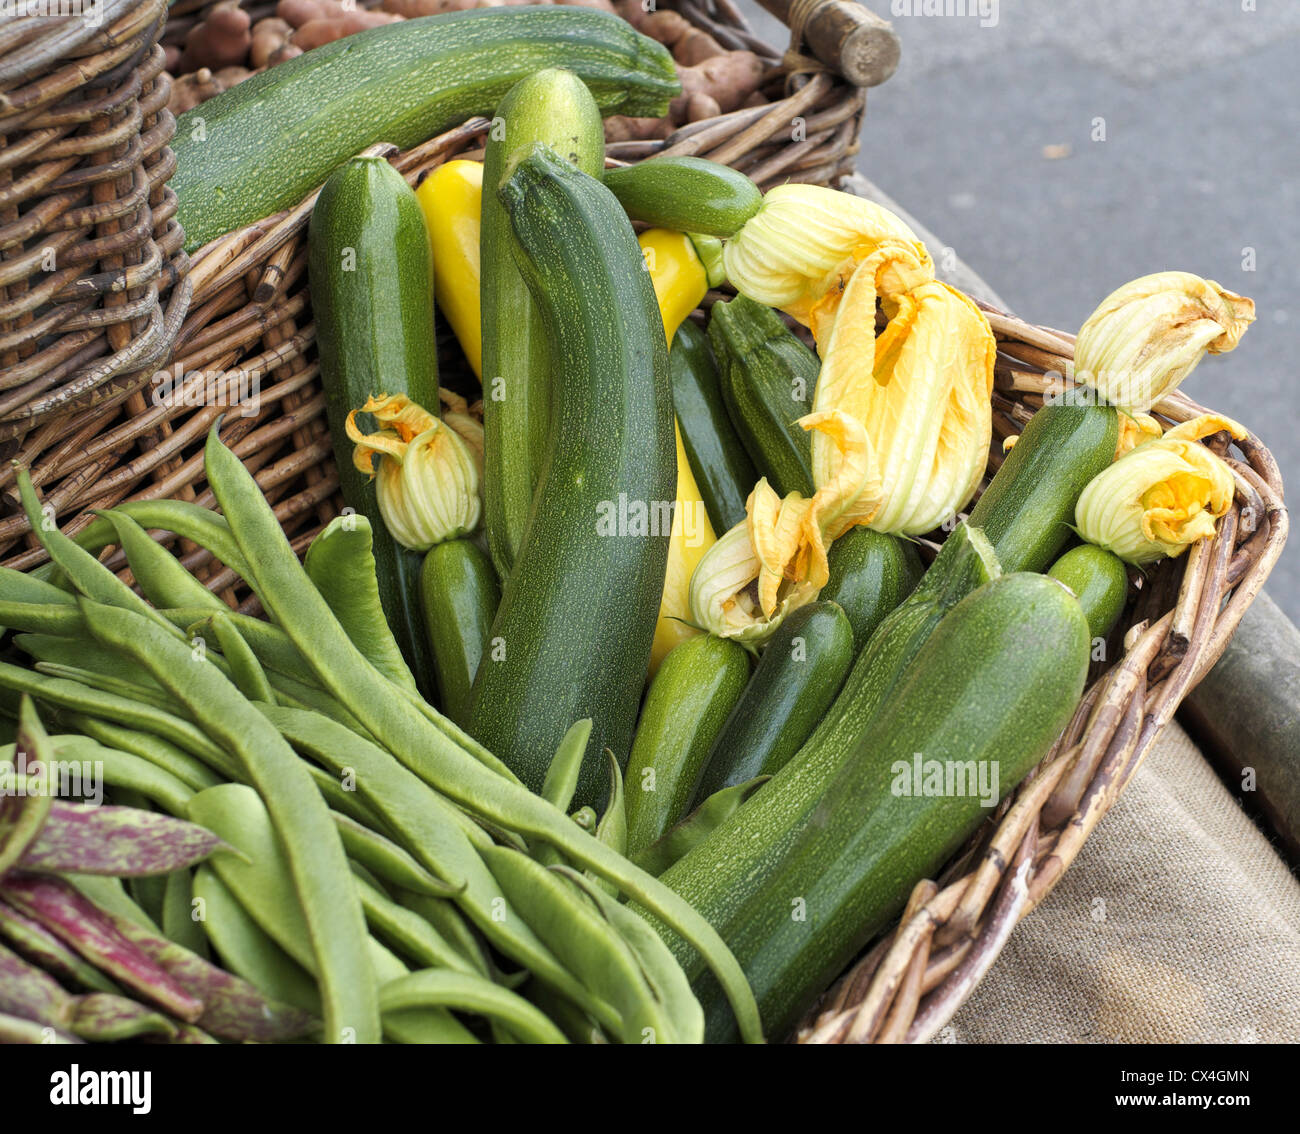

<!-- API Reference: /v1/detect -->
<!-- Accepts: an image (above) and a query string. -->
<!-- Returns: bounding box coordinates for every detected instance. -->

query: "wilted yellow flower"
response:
[689,410,877,641]
[1074,271,1255,413]
[724,183,995,536]
[723,184,932,320]
[1114,411,1163,459]
[347,393,480,551]
[1075,414,1245,564]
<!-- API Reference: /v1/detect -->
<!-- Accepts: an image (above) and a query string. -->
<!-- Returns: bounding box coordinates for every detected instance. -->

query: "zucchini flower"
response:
[724,183,995,536]
[689,409,878,642]
[347,393,481,552]
[1075,414,1246,564]
[1114,411,1163,459]
[1074,271,1255,413]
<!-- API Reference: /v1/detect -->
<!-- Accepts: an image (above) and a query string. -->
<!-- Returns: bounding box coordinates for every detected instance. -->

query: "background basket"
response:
[0,0,1287,1043]
[0,0,189,451]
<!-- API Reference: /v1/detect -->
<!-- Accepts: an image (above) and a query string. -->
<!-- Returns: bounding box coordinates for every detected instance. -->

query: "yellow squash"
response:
[416,159,484,379]
[639,228,717,673]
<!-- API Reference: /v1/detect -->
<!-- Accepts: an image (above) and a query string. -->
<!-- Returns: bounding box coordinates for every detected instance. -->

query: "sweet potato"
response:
[249,16,292,68]
[291,8,403,50]
[177,1,252,73]
[671,51,765,122]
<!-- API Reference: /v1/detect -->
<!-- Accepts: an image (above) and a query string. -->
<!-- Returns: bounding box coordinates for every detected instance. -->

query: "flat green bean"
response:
[0,600,86,637]
[541,719,592,813]
[394,890,490,978]
[93,510,228,614]
[379,970,567,1045]
[34,663,178,714]
[73,499,251,581]
[0,565,76,606]
[353,874,476,975]
[79,740,197,816]
[205,612,274,703]
[82,610,379,1045]
[333,812,458,898]
[159,607,320,687]
[304,517,418,693]
[204,427,762,1043]
[67,716,224,792]
[162,869,210,958]
[14,632,163,690]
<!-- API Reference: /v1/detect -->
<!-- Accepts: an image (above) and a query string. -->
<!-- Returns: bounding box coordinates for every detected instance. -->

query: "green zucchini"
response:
[1048,544,1128,640]
[467,147,675,806]
[602,156,762,239]
[624,634,750,856]
[694,601,853,800]
[633,776,768,878]
[307,155,438,697]
[820,528,925,651]
[419,540,500,729]
[669,320,757,533]
[969,403,1118,574]
[173,8,678,251]
[481,68,605,581]
[708,295,815,497]
[699,571,1091,1040]
[658,523,1000,956]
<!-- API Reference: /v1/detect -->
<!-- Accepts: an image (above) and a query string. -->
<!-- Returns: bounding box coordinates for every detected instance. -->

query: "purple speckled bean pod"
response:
[0,872,203,1022]
[0,900,118,994]
[0,941,175,1042]
[108,911,318,1043]
[19,802,226,877]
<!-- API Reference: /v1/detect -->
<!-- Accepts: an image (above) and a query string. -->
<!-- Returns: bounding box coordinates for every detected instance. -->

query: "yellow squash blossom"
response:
[1114,411,1163,459]
[724,183,995,537]
[1075,414,1245,564]
[347,393,481,552]
[1074,271,1255,412]
[689,409,876,641]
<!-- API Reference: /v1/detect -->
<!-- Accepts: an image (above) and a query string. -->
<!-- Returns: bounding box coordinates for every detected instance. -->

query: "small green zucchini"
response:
[481,68,605,580]
[700,571,1091,1041]
[669,320,757,533]
[468,147,676,807]
[694,601,853,800]
[820,528,925,651]
[602,156,762,239]
[969,402,1118,574]
[707,295,816,498]
[1048,544,1129,640]
[307,155,438,696]
[419,540,500,729]
[624,634,750,856]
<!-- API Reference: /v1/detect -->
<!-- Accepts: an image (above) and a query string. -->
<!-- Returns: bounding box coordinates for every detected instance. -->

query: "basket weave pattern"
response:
[0,0,1287,1043]
[0,0,190,455]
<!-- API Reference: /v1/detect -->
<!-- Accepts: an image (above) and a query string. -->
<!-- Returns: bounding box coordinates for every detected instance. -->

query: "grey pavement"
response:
[741,0,1300,622]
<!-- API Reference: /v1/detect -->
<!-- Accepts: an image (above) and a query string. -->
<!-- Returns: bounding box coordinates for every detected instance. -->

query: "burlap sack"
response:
[949,721,1300,1043]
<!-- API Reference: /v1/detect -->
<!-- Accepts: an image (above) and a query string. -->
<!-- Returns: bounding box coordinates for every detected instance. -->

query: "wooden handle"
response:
[759,0,900,88]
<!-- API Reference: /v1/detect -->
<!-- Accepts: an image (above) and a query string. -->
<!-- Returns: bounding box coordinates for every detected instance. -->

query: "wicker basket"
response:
[0,0,190,451]
[0,0,1287,1043]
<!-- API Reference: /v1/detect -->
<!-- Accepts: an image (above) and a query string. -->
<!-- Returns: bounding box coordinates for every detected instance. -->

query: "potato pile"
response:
[162,0,770,135]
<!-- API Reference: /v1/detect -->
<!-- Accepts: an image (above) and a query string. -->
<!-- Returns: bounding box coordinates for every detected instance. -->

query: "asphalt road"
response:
[741,0,1300,622]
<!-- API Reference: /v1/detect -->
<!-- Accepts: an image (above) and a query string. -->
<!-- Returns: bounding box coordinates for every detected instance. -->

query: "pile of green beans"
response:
[0,433,762,1045]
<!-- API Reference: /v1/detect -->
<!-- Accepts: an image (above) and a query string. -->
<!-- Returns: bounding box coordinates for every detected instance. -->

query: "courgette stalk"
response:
[468,147,675,806]
[307,156,438,696]
[481,68,605,581]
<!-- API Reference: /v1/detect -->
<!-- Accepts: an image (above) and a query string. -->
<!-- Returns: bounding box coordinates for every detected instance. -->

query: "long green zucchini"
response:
[481,68,605,580]
[669,320,757,534]
[307,156,438,696]
[693,601,853,801]
[623,634,750,856]
[467,147,675,807]
[173,8,678,251]
[820,528,925,651]
[699,572,1091,1040]
[707,295,816,497]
